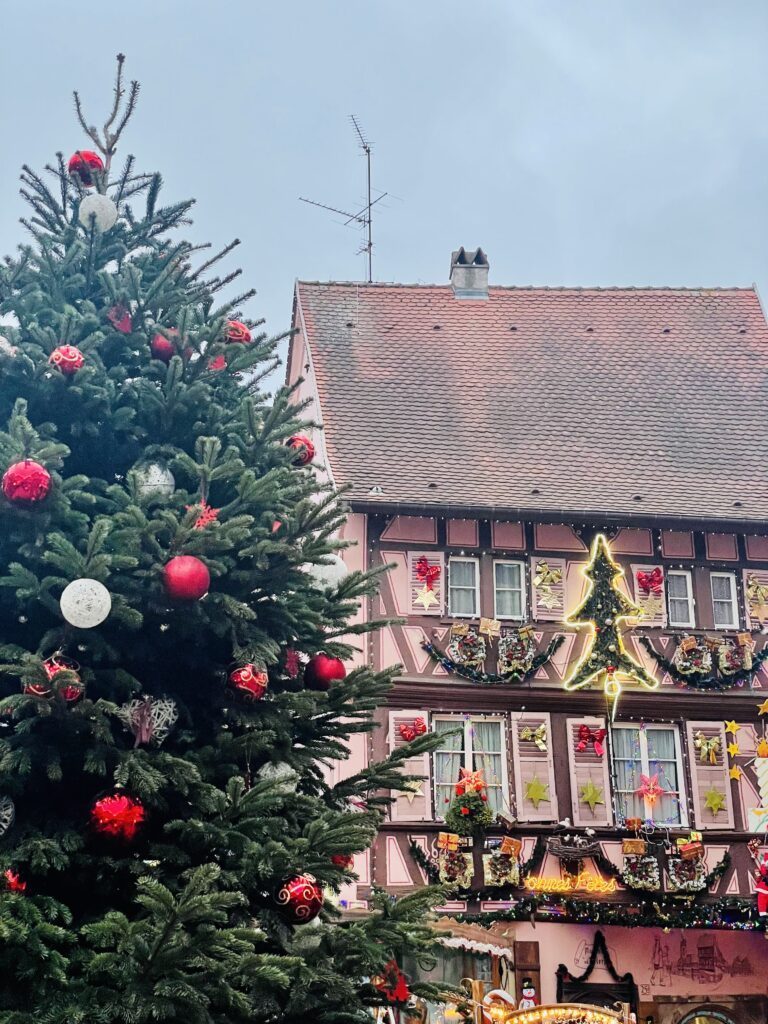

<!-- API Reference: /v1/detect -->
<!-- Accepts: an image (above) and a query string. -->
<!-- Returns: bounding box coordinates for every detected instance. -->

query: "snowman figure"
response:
[517,978,538,1010]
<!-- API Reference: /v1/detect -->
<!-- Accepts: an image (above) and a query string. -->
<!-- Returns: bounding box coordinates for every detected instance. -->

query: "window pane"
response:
[495,563,521,589]
[669,598,690,623]
[450,588,476,616]
[450,561,476,587]
[667,574,688,599]
[712,575,732,600]
[496,589,522,618]
[713,599,735,626]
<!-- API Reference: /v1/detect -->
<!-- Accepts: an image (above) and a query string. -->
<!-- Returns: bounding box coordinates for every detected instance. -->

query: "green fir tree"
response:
[0,56,447,1023]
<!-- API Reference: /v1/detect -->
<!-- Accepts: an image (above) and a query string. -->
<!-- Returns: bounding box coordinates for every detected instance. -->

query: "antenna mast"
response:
[299,115,386,283]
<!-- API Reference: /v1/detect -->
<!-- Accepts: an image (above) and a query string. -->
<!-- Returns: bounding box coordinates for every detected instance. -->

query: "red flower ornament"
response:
[90,793,145,841]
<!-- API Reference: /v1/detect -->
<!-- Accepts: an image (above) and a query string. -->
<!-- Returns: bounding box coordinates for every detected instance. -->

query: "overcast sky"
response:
[2,1,767,366]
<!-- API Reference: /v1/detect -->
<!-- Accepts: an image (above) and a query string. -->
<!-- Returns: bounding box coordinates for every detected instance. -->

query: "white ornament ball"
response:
[60,578,111,628]
[257,762,299,794]
[78,193,118,232]
[306,554,349,590]
[135,462,175,500]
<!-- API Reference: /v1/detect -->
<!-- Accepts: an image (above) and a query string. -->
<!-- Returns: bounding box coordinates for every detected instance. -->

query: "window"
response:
[667,570,695,627]
[448,557,479,617]
[710,572,738,629]
[611,724,687,826]
[432,716,509,819]
[494,560,526,619]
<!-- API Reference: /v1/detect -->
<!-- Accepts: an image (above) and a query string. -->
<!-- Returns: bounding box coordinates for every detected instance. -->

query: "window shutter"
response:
[566,717,612,827]
[511,712,558,822]
[407,552,444,616]
[388,710,432,822]
[685,721,735,830]
[631,564,667,627]
[531,558,566,622]
[743,569,768,630]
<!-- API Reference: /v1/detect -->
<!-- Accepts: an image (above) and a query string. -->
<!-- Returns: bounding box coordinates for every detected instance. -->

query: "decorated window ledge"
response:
[422,622,564,685]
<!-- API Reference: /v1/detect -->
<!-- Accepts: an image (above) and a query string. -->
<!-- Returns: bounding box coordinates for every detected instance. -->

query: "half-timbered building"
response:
[287,251,768,1024]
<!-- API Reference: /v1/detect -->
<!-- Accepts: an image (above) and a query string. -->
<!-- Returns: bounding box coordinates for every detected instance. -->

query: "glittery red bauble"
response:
[25,655,84,703]
[4,869,26,893]
[150,331,178,363]
[273,873,323,923]
[286,434,315,466]
[49,345,84,376]
[228,664,268,701]
[224,320,251,344]
[2,460,52,504]
[68,150,104,187]
[304,653,346,692]
[330,853,354,870]
[162,556,210,601]
[208,354,227,372]
[90,793,145,841]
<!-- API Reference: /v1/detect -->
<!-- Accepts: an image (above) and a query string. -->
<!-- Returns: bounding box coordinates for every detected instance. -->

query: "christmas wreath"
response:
[672,636,712,675]
[667,855,708,894]
[621,855,661,892]
[497,629,536,676]
[446,629,486,669]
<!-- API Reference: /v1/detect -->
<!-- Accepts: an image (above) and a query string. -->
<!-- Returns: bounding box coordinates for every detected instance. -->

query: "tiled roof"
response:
[294,282,768,524]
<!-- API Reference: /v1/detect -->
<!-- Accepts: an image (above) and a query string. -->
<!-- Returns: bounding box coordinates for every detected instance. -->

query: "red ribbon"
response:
[398,717,427,742]
[636,567,663,595]
[415,556,441,591]
[577,723,606,757]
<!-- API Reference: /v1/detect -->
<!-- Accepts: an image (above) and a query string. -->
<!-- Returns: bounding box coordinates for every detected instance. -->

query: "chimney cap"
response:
[449,247,489,300]
[450,246,488,269]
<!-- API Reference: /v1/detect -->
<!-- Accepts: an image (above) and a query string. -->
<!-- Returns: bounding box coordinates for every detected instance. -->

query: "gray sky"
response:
[2,1,768,365]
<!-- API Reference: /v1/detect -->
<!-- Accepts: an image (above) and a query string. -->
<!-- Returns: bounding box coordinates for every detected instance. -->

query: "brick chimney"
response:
[449,247,489,299]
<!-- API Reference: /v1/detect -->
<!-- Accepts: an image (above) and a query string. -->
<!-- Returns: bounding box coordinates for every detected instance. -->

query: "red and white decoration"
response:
[272,873,324,923]
[49,345,84,376]
[2,460,52,504]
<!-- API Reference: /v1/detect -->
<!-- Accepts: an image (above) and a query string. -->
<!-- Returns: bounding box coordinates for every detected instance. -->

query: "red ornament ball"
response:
[162,555,210,601]
[304,653,346,692]
[49,345,84,376]
[2,460,52,504]
[90,793,145,841]
[3,869,26,894]
[228,664,268,701]
[224,320,251,345]
[25,655,84,703]
[286,434,315,466]
[208,354,227,372]
[273,873,323,923]
[330,853,355,871]
[68,150,104,187]
[150,330,178,363]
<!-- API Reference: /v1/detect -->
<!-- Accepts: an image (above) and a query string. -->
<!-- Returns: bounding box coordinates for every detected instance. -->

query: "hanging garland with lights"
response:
[563,534,658,718]
[421,635,564,685]
[639,635,768,691]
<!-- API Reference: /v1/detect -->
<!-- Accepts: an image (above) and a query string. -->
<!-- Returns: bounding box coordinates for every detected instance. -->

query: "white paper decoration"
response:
[116,696,178,746]
[78,193,118,232]
[135,462,175,500]
[0,796,15,837]
[306,554,349,590]
[60,578,111,628]
[257,762,299,794]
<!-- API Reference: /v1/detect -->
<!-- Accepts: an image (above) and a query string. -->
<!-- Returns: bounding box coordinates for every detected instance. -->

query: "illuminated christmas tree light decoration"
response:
[563,533,658,717]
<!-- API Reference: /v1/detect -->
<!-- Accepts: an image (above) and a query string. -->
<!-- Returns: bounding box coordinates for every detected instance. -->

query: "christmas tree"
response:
[0,57,446,1021]
[564,533,658,716]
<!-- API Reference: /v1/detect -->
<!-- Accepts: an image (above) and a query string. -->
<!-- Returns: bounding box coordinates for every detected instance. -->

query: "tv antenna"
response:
[299,115,387,283]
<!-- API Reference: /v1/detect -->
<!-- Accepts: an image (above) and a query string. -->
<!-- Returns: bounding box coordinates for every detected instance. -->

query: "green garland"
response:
[453,891,764,932]
[444,792,494,836]
[421,635,564,685]
[639,635,768,691]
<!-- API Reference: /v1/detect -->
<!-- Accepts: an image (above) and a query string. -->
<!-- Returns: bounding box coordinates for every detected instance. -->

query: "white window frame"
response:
[611,723,688,828]
[431,714,510,821]
[493,559,526,621]
[448,556,480,618]
[710,571,739,630]
[666,569,695,628]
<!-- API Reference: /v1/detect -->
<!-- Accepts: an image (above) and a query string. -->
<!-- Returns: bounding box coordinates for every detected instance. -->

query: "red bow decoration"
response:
[455,767,487,796]
[374,960,411,1004]
[415,556,441,591]
[636,567,663,596]
[398,717,427,742]
[577,724,606,758]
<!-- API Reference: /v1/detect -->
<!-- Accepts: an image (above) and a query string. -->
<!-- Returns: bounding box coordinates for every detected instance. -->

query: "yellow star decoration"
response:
[729,765,744,781]
[704,787,727,814]
[402,780,424,805]
[413,585,438,610]
[525,776,550,809]
[724,721,739,736]
[579,780,605,813]
[757,699,768,716]
[727,742,740,759]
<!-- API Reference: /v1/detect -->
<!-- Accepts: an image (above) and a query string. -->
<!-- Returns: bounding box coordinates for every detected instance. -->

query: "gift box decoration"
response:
[500,835,522,858]
[437,831,460,852]
[622,838,647,856]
